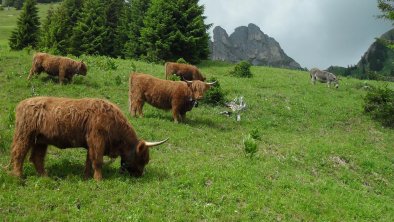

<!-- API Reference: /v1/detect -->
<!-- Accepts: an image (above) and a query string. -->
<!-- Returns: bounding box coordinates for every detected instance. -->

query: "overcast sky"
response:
[199,0,393,69]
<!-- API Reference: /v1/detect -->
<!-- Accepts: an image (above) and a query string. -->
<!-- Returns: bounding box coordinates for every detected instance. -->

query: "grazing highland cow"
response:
[129,72,215,123]
[28,53,87,84]
[9,97,167,181]
[310,68,339,88]
[165,62,206,81]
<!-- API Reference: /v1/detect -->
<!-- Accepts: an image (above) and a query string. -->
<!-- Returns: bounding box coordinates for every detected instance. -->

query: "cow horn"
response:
[206,81,217,85]
[185,80,193,84]
[145,138,169,147]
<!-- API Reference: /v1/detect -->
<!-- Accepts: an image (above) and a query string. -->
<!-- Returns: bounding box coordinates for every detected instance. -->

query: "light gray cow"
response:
[310,68,339,88]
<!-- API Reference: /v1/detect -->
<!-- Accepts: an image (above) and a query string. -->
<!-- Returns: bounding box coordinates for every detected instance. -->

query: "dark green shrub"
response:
[230,61,252,78]
[202,77,226,106]
[364,86,394,127]
[9,0,40,49]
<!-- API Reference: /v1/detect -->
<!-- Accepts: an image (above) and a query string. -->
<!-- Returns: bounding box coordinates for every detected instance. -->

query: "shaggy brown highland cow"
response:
[9,97,167,181]
[129,72,215,123]
[28,52,87,84]
[165,62,206,81]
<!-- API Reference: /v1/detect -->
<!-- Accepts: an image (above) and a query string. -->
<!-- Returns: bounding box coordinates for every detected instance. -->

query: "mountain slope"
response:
[328,29,394,80]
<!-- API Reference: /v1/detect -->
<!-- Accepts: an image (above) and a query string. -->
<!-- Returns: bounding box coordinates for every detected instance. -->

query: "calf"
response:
[165,62,206,81]
[28,52,87,84]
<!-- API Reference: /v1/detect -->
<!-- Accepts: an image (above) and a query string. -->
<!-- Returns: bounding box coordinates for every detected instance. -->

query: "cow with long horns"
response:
[129,72,215,123]
[8,97,167,181]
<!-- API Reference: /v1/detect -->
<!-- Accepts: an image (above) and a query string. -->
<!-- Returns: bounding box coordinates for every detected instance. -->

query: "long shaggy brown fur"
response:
[165,62,206,81]
[28,52,87,84]
[9,97,166,180]
[129,72,212,123]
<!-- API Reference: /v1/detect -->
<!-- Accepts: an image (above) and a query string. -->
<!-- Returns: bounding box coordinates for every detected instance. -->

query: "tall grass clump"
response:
[230,60,252,78]
[243,134,257,157]
[364,86,394,127]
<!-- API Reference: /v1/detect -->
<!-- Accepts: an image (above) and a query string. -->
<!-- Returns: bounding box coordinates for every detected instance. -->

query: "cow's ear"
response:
[136,141,147,155]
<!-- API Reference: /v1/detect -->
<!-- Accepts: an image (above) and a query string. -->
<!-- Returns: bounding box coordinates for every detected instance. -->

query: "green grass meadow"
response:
[1,4,394,221]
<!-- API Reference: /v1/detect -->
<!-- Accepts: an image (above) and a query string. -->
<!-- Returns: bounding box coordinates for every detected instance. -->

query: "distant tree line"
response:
[9,0,211,64]
[3,0,60,10]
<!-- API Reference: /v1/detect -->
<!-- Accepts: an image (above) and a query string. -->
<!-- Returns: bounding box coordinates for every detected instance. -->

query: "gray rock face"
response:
[211,23,301,69]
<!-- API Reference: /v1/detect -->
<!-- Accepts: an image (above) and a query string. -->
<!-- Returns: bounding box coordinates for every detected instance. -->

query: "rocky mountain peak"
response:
[210,24,301,69]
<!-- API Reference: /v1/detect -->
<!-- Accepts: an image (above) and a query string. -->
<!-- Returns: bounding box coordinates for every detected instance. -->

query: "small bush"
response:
[243,134,257,157]
[355,81,376,91]
[202,77,226,106]
[176,58,188,64]
[364,86,394,127]
[96,57,118,71]
[105,57,118,70]
[230,61,252,78]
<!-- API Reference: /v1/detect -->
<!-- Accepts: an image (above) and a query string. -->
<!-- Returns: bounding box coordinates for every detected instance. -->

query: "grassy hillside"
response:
[1,4,394,221]
[1,51,394,221]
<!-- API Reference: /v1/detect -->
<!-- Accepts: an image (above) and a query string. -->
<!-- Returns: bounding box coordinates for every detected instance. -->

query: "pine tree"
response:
[38,5,56,51]
[122,0,151,58]
[37,0,83,54]
[174,0,211,63]
[103,0,125,57]
[9,0,40,50]
[114,2,132,58]
[56,0,83,54]
[70,0,107,56]
[140,0,211,63]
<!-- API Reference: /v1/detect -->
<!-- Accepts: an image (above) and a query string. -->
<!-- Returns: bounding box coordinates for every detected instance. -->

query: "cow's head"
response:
[332,76,339,88]
[78,61,88,76]
[121,138,168,177]
[185,80,216,100]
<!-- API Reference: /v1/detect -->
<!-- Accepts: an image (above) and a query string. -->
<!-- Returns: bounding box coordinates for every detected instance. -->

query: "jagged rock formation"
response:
[210,23,301,69]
